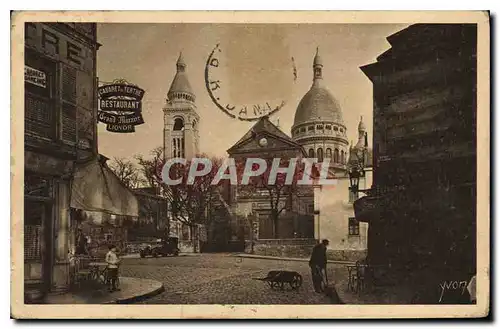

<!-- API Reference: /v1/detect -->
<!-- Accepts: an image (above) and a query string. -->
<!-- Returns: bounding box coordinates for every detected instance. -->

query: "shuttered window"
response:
[24,225,42,261]
[61,66,77,144]
[25,50,56,139]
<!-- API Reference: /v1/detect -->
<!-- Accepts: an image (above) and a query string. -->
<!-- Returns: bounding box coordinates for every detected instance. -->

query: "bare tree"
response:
[135,146,164,191]
[134,148,227,250]
[108,157,144,189]
[234,157,321,239]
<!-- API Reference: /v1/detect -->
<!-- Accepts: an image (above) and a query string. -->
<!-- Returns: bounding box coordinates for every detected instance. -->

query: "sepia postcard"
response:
[11,10,490,319]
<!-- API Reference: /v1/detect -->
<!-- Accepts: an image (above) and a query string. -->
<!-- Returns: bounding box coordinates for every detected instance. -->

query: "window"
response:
[341,150,345,164]
[307,204,314,214]
[25,50,56,139]
[300,127,306,133]
[173,118,184,131]
[317,125,323,130]
[308,148,315,158]
[317,148,324,162]
[333,126,339,132]
[340,128,344,133]
[314,67,321,78]
[326,148,332,158]
[308,126,314,131]
[325,125,332,130]
[61,65,77,144]
[348,217,360,236]
[24,201,44,262]
[334,148,340,163]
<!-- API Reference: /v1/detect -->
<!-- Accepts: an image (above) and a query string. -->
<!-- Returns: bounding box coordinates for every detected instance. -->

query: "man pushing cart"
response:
[309,239,329,293]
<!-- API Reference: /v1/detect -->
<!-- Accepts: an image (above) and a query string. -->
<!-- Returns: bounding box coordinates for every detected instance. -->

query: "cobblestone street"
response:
[119,254,346,304]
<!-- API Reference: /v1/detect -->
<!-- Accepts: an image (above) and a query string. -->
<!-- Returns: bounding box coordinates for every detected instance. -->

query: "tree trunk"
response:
[271,210,279,239]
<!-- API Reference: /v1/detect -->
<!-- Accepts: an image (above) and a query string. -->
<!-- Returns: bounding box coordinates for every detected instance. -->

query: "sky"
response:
[96,23,409,160]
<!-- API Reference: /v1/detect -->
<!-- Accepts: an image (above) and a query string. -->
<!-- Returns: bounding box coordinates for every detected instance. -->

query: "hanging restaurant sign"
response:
[204,44,287,122]
[97,80,146,133]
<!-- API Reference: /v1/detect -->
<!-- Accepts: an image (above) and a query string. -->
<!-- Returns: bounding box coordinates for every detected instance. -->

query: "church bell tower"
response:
[163,52,200,159]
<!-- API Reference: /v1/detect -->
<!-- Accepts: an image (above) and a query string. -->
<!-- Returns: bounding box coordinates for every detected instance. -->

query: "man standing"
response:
[309,239,329,292]
[75,229,89,255]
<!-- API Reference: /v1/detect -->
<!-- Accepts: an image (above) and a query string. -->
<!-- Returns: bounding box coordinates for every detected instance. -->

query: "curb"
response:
[233,254,356,265]
[106,278,165,304]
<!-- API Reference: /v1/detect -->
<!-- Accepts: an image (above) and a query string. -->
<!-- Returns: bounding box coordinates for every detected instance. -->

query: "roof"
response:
[227,116,304,154]
[293,85,343,126]
[313,47,323,66]
[167,52,194,98]
[293,48,344,126]
[133,188,169,201]
[358,116,366,132]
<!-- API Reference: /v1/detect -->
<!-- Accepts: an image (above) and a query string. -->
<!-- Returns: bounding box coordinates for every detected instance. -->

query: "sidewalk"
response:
[44,277,164,304]
[233,253,356,265]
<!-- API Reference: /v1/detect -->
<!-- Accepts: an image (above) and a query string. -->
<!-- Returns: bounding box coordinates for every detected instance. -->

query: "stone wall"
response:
[253,243,314,259]
[249,239,315,258]
[246,239,367,262]
[327,249,367,262]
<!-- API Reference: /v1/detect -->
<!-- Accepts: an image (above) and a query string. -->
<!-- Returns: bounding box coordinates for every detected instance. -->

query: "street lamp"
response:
[348,137,367,195]
[349,166,362,194]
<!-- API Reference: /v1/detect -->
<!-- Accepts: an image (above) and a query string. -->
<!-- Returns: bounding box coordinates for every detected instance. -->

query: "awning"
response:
[70,157,139,217]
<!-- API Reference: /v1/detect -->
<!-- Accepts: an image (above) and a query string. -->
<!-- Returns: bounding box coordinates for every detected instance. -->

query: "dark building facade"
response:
[24,23,100,294]
[357,24,477,302]
[24,23,139,303]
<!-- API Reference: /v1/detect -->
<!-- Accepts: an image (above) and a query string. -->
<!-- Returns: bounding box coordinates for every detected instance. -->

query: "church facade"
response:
[225,116,316,257]
[291,48,373,261]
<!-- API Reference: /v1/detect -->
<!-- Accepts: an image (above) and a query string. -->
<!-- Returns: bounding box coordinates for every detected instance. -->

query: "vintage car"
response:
[139,237,180,258]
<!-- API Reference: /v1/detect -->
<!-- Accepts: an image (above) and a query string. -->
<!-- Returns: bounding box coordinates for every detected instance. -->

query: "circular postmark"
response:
[204,44,288,122]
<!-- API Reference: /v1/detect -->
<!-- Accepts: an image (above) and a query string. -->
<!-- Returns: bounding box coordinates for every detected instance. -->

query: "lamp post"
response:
[349,166,362,194]
[349,132,370,195]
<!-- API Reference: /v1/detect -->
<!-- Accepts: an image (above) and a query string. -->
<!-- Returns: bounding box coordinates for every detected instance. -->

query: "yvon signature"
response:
[439,280,468,303]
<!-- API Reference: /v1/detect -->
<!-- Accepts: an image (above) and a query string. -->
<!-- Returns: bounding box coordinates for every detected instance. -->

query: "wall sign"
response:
[204,44,286,122]
[97,80,145,133]
[25,65,47,88]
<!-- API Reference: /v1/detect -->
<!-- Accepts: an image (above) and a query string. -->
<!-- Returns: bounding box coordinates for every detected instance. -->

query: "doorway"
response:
[24,200,53,293]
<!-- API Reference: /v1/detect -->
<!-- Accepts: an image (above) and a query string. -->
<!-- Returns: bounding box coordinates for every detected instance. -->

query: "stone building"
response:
[162,52,205,252]
[357,24,477,302]
[225,116,316,257]
[291,48,372,261]
[163,52,200,159]
[24,23,138,301]
[291,48,349,173]
[129,187,170,241]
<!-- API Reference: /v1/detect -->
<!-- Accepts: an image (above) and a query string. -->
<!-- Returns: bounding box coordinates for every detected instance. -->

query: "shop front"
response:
[24,149,75,301]
[24,153,138,303]
[69,155,139,257]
